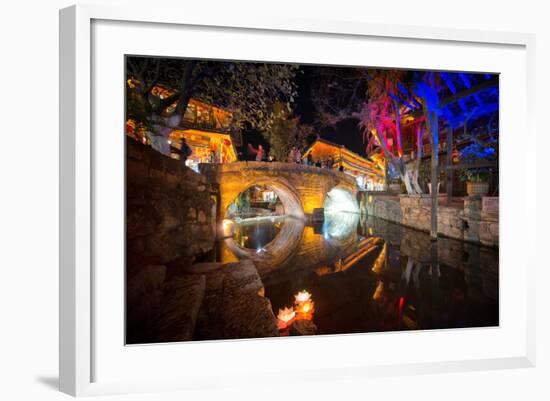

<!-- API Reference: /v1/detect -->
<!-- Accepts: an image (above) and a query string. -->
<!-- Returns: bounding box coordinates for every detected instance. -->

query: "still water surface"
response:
[223,213,498,334]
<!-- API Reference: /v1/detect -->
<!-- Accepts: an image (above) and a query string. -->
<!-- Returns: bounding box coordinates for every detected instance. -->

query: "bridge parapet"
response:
[200,161,358,218]
[201,161,355,184]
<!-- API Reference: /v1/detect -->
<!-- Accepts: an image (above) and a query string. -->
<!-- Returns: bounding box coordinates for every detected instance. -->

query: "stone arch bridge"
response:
[199,161,358,219]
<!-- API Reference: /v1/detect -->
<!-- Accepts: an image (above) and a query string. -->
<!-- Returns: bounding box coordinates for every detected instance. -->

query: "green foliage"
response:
[126,57,298,136]
[235,191,250,214]
[459,170,490,183]
[458,142,496,183]
[262,102,312,161]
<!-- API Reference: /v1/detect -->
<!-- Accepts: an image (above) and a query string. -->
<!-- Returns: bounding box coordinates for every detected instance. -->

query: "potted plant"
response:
[460,170,490,196]
[458,142,496,197]
[419,160,443,195]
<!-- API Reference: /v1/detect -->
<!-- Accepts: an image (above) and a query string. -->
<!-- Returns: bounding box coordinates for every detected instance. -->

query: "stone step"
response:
[221,260,279,339]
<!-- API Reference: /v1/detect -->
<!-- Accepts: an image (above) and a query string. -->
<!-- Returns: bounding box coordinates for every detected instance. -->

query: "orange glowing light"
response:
[295,299,315,321]
[297,300,314,314]
[222,219,234,237]
[372,281,384,300]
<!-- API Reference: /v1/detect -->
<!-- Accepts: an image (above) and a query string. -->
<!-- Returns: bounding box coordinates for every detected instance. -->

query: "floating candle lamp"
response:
[295,299,315,320]
[294,290,311,304]
[294,290,315,320]
[277,307,296,329]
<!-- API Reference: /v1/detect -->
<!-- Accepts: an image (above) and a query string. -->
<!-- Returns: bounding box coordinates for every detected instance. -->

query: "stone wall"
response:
[126,137,216,272]
[126,138,219,343]
[361,192,498,247]
[372,196,402,224]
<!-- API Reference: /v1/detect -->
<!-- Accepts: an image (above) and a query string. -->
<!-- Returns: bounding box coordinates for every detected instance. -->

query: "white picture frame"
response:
[59,3,536,397]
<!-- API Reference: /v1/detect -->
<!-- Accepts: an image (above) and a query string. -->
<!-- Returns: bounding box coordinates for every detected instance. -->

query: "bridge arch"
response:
[224,177,304,219]
[199,161,359,221]
[323,185,360,214]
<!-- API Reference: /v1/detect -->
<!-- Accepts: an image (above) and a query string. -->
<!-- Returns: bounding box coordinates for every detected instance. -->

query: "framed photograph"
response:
[60,4,536,396]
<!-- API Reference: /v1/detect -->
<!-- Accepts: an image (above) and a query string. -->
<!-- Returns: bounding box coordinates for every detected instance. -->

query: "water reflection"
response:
[222,213,499,334]
[322,212,359,241]
[233,216,285,250]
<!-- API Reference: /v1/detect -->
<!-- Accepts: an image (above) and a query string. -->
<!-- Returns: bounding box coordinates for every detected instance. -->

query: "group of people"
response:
[286,146,302,164]
[304,152,335,169]
[234,143,346,173]
[288,147,345,171]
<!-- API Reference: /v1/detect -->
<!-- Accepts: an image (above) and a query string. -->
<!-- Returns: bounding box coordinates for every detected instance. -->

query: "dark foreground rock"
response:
[153,274,206,342]
[290,319,318,336]
[195,259,279,340]
[127,259,278,343]
[126,264,167,344]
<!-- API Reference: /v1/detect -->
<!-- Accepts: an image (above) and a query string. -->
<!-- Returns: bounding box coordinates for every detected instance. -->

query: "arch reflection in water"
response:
[222,211,360,277]
[233,216,286,251]
[322,212,359,242]
[223,216,305,270]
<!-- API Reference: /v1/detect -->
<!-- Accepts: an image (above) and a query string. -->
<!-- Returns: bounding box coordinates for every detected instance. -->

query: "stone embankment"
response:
[360,192,498,247]
[126,137,216,273]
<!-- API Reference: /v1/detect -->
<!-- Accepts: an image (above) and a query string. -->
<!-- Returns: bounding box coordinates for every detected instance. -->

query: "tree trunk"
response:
[446,123,453,203]
[393,100,403,157]
[428,111,439,239]
[373,128,418,195]
[410,123,424,194]
[401,169,414,195]
[410,170,423,194]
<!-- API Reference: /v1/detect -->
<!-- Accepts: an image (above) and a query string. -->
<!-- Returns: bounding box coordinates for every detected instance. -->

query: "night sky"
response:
[242,64,365,159]
[295,66,365,153]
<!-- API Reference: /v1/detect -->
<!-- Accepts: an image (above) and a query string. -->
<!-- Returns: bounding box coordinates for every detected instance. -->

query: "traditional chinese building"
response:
[126,82,238,171]
[302,138,385,190]
[169,126,238,172]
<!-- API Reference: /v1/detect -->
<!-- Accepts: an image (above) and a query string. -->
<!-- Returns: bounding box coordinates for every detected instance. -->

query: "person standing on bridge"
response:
[328,156,334,169]
[177,137,192,165]
[294,147,302,164]
[247,143,265,161]
[288,146,298,164]
[256,144,265,161]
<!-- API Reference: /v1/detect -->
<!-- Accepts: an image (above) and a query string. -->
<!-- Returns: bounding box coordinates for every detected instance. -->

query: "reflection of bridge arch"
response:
[200,161,358,220]
[223,213,364,277]
[224,218,305,269]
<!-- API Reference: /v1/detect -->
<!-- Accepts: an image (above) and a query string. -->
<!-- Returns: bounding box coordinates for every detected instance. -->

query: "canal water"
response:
[222,213,499,335]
